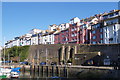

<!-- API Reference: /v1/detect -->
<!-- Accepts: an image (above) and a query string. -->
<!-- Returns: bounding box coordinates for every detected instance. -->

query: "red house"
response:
[90,23,103,44]
[54,28,69,44]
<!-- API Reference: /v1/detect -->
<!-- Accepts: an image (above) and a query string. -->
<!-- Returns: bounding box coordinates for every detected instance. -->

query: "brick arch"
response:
[58,47,62,65]
[69,47,74,63]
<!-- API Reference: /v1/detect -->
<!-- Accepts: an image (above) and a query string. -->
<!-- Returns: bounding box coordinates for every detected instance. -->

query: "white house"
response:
[6,40,14,48]
[69,17,80,24]
[58,23,70,31]
[24,34,32,45]
[31,34,39,45]
[103,10,120,44]
[13,37,20,47]
[48,24,58,31]
[29,29,42,34]
[39,30,54,44]
[19,33,32,46]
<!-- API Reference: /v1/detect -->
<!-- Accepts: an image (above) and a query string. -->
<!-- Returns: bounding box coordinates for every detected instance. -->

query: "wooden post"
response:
[52,66,54,76]
[34,65,35,73]
[63,66,66,77]
[41,66,44,75]
[46,66,49,77]
[56,66,58,74]
[37,65,39,73]
[30,65,32,75]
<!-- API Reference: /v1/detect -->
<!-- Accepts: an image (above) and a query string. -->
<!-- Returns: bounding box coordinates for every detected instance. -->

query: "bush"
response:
[3,45,30,62]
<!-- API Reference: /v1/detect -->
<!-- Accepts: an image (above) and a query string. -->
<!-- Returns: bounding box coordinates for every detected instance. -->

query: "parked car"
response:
[40,62,46,65]
[51,62,57,65]
[20,62,28,65]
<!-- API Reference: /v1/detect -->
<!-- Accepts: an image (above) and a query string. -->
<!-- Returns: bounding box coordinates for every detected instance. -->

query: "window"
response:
[62,39,65,42]
[100,40,103,43]
[115,12,119,15]
[58,37,60,41]
[71,34,74,37]
[100,28,102,32]
[103,15,108,19]
[92,30,96,34]
[66,31,68,33]
[74,28,77,30]
[71,28,74,31]
[74,33,77,36]
[109,14,114,17]
[114,31,116,36]
[105,33,107,37]
[93,36,96,39]
[66,38,68,41]
[100,34,103,39]
[113,25,116,30]
[105,27,107,32]
[92,41,96,44]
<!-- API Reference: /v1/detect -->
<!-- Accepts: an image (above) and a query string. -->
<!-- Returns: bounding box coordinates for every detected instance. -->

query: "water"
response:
[20,70,68,78]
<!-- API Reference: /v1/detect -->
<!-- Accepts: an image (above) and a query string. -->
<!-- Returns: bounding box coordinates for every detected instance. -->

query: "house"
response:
[90,14,104,44]
[29,29,42,34]
[19,34,32,46]
[54,28,69,44]
[103,10,120,44]
[69,17,80,44]
[48,24,58,31]
[90,22,103,44]
[39,30,52,44]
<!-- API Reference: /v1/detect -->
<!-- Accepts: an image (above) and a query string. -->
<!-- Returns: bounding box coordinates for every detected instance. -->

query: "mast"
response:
[0,46,2,66]
[8,53,9,65]
[3,37,5,68]
[46,48,48,65]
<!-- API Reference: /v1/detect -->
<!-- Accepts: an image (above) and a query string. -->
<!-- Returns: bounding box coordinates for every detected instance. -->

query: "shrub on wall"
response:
[3,45,30,62]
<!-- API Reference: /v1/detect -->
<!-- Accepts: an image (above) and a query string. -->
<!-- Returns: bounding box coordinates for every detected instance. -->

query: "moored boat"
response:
[10,72,19,78]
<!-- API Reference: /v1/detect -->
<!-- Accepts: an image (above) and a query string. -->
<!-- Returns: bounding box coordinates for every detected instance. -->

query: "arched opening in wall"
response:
[70,48,74,63]
[58,48,62,65]
[64,47,68,63]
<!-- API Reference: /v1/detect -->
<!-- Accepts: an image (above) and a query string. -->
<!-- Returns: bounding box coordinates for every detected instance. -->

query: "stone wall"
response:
[28,44,120,65]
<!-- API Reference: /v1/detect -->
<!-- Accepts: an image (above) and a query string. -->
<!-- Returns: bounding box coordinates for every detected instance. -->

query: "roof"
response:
[54,30,61,35]
[103,10,120,16]
[70,17,79,21]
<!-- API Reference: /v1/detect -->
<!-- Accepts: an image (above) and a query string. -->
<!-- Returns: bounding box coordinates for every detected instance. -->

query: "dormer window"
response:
[109,14,114,17]
[115,12,119,15]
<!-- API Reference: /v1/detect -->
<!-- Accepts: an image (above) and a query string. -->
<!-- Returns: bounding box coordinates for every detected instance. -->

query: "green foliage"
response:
[4,45,30,61]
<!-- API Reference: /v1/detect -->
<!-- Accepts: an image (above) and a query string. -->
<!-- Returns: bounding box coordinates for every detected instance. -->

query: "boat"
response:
[10,67,21,78]
[10,71,20,78]
[0,68,11,78]
[0,72,7,78]
[0,45,20,79]
[0,67,21,78]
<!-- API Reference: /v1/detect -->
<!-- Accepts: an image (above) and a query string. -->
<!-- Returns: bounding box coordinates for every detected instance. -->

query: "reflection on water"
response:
[20,71,68,78]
